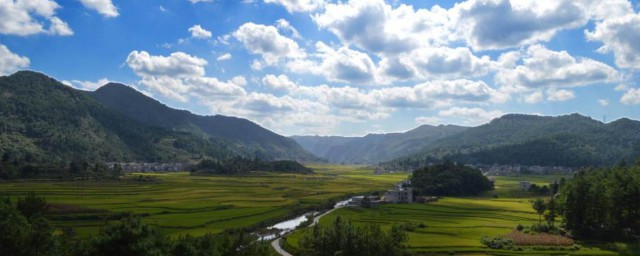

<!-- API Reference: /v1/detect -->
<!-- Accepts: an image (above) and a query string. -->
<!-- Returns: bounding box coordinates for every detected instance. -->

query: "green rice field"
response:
[0,164,408,237]
[283,174,639,255]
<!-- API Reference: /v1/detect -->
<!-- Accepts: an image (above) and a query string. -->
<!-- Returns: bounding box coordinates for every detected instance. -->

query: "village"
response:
[346,180,439,208]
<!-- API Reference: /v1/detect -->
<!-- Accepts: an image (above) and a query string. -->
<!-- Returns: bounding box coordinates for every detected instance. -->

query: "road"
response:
[271,238,293,256]
[271,207,341,256]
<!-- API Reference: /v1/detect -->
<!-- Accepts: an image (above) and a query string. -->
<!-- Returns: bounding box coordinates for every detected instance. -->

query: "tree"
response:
[78,217,172,256]
[544,198,557,227]
[532,198,547,225]
[411,161,493,196]
[16,192,49,219]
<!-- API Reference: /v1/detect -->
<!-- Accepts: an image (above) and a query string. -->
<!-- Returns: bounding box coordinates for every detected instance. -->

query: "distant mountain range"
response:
[0,71,317,164]
[292,124,468,164]
[294,114,640,168]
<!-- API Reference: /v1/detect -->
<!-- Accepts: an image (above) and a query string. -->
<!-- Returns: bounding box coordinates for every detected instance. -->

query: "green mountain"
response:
[291,124,468,164]
[89,83,318,161]
[384,114,640,169]
[0,71,233,164]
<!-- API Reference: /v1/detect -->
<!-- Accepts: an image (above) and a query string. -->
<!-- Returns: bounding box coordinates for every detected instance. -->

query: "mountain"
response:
[0,71,232,164]
[291,124,468,164]
[384,114,640,169]
[89,82,318,162]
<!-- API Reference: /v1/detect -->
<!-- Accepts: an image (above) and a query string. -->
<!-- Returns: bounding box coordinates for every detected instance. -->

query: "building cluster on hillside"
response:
[106,162,192,173]
[469,164,574,176]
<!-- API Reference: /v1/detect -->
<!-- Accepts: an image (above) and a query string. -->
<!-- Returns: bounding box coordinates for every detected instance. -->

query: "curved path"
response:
[271,207,341,256]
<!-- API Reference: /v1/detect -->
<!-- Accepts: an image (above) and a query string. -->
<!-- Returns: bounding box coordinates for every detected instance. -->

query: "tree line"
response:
[410,161,493,196]
[190,157,312,175]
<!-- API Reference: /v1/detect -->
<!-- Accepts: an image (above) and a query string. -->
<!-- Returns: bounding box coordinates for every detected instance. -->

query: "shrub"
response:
[516,224,524,231]
[480,235,515,249]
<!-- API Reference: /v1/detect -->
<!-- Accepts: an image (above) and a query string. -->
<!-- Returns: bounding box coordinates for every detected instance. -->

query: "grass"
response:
[0,164,408,238]
[284,174,636,255]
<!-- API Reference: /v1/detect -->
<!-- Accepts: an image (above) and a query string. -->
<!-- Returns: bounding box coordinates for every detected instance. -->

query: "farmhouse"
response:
[519,181,531,191]
[383,184,413,203]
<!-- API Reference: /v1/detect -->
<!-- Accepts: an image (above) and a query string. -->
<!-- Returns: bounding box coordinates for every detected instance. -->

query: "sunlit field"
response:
[0,164,407,237]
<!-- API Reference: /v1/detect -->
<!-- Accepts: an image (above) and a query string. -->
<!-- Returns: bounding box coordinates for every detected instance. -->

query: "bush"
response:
[516,224,524,231]
[530,223,549,233]
[480,235,515,249]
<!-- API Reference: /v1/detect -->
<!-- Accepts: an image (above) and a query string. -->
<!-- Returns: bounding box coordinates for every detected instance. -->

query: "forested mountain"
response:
[291,125,468,164]
[90,83,318,161]
[0,71,233,165]
[384,114,640,170]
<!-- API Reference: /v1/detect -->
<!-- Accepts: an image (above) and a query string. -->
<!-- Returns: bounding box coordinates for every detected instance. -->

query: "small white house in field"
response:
[519,181,531,191]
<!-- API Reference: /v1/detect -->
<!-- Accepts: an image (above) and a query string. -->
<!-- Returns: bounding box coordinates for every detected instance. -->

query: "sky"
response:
[1,0,640,136]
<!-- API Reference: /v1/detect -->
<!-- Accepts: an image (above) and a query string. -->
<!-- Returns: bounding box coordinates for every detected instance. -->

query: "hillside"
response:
[384,114,640,169]
[292,125,468,164]
[0,71,233,166]
[90,83,318,161]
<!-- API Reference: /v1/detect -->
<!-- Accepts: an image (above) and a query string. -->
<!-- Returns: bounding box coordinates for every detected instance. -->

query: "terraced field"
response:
[0,165,408,237]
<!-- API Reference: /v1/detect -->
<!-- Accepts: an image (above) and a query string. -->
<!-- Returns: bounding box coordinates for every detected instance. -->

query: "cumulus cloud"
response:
[126,51,245,102]
[598,99,610,106]
[398,46,494,79]
[126,51,207,78]
[438,107,504,125]
[586,13,640,69]
[189,25,212,39]
[621,88,640,105]
[314,0,449,54]
[546,88,575,102]
[496,45,619,92]
[451,0,587,50]
[0,0,73,36]
[216,53,232,61]
[233,22,305,66]
[0,45,30,75]
[78,0,119,17]
[523,90,544,104]
[262,74,297,92]
[275,19,301,39]
[264,0,324,13]
[314,42,376,84]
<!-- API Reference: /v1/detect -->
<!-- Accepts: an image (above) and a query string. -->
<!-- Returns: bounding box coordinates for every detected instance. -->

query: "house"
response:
[519,181,531,191]
[383,184,413,204]
[348,196,365,207]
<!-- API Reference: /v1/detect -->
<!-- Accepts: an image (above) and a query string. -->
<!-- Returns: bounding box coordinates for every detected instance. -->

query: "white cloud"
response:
[275,19,301,39]
[621,88,640,105]
[126,51,207,78]
[78,0,119,17]
[398,46,494,79]
[233,22,305,66]
[438,107,504,125]
[451,0,588,50]
[126,51,246,102]
[188,0,213,3]
[415,116,442,125]
[314,0,449,54]
[546,88,575,102]
[586,13,640,69]
[216,53,232,61]
[0,0,73,36]
[0,45,30,75]
[496,45,619,92]
[314,42,376,84]
[523,90,544,104]
[189,25,212,39]
[598,99,609,106]
[70,78,111,91]
[262,74,297,92]
[264,0,324,13]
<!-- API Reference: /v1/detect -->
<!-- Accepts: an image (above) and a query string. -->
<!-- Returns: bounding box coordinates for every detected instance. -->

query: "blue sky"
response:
[1,0,640,136]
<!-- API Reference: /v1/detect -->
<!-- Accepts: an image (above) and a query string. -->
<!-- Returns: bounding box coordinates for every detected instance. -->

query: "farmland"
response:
[0,165,407,237]
[283,174,638,255]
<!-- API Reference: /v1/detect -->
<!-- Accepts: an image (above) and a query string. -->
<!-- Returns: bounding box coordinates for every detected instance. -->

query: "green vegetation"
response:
[295,216,408,256]
[0,196,273,256]
[410,161,493,196]
[191,157,312,175]
[284,175,636,255]
[383,114,640,170]
[559,162,640,240]
[0,165,407,238]
[0,71,233,173]
[90,82,318,162]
